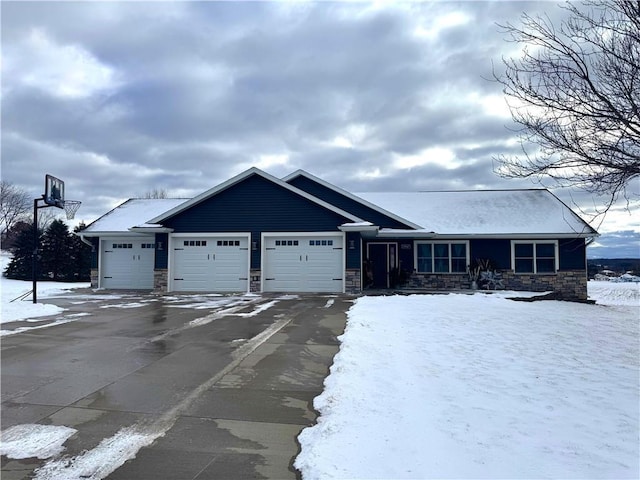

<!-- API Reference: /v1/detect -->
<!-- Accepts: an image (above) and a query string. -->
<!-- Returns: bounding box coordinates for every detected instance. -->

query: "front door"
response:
[365,243,397,289]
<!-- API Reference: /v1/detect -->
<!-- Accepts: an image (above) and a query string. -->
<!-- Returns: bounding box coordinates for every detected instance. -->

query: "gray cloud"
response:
[1,1,636,256]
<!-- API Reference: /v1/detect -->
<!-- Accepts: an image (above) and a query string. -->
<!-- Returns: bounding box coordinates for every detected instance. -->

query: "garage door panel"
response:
[263,235,343,293]
[101,238,154,289]
[172,236,248,292]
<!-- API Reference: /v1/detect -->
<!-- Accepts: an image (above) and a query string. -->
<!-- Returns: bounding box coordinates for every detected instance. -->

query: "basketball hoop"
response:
[62,200,81,220]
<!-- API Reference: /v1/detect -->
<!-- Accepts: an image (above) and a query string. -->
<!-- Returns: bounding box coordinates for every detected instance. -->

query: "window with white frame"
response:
[415,241,468,274]
[512,241,558,274]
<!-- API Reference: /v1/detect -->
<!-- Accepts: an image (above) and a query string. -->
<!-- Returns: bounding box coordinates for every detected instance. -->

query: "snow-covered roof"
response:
[81,198,188,235]
[356,190,598,237]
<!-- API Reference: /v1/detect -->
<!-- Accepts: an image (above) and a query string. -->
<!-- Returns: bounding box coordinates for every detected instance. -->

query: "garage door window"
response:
[184,240,207,247]
[217,240,241,246]
[275,240,299,246]
[112,243,133,249]
[309,239,334,246]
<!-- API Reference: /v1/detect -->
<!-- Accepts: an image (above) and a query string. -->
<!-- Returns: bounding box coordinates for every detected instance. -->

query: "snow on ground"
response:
[0,424,77,460]
[0,251,90,324]
[296,286,639,480]
[589,279,640,306]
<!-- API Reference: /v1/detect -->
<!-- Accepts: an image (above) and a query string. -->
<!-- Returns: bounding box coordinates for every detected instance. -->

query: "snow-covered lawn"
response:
[296,283,639,479]
[0,251,90,325]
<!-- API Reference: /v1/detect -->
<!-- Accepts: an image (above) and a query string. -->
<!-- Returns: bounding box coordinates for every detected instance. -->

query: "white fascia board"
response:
[428,233,598,240]
[282,169,423,230]
[374,230,596,240]
[376,229,437,238]
[128,226,174,233]
[149,167,363,224]
[78,231,155,237]
[339,224,379,233]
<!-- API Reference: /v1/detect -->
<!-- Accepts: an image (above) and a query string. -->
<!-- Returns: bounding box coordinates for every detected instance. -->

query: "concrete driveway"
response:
[1,291,350,479]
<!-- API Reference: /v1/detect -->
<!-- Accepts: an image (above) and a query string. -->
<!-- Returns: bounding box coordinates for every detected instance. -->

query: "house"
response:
[79,167,598,300]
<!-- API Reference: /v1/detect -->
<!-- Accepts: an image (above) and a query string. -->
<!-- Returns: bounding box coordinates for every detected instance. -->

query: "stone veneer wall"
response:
[250,269,261,293]
[154,269,168,291]
[345,268,361,294]
[404,273,471,291]
[500,270,588,301]
[404,269,588,301]
[90,268,99,288]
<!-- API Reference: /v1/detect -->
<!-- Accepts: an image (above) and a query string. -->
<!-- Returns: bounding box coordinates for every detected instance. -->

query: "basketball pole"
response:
[32,197,41,304]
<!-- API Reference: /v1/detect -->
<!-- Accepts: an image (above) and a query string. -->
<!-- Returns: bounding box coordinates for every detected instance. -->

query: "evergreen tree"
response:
[41,219,72,281]
[4,223,42,280]
[70,223,91,281]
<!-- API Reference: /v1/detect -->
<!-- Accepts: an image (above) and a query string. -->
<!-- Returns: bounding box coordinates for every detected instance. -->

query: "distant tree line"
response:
[3,219,91,282]
[587,258,640,278]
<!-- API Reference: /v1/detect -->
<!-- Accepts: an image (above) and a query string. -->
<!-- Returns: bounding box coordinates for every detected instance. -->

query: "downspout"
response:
[76,231,94,248]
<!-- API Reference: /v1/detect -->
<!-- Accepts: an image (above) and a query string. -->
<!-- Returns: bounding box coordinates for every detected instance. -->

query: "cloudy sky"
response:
[2,1,638,257]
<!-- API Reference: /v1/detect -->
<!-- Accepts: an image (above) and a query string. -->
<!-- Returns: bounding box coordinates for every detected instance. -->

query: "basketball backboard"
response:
[44,174,64,208]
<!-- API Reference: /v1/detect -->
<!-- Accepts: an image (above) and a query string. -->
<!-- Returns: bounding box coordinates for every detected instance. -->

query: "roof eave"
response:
[129,226,175,233]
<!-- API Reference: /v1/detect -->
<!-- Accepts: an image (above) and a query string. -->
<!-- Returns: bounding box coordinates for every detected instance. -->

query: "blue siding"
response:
[161,173,352,268]
[559,239,586,270]
[287,175,415,229]
[155,233,169,269]
[346,232,362,269]
[469,239,511,269]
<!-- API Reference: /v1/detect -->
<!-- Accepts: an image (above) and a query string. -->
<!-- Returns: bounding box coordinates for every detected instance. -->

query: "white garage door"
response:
[171,236,249,292]
[101,237,155,289]
[263,234,344,293]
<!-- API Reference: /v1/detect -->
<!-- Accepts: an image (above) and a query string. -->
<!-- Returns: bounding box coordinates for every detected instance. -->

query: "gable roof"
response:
[357,190,598,237]
[81,198,188,235]
[283,169,421,229]
[149,167,364,224]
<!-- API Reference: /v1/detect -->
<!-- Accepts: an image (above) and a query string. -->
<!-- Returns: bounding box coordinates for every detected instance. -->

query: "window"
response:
[184,240,207,247]
[415,242,468,274]
[512,241,557,273]
[275,239,299,247]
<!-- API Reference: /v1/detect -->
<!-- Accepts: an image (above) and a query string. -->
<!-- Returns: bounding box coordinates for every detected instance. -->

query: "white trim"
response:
[377,230,594,240]
[150,167,363,224]
[129,227,174,233]
[99,236,155,289]
[339,224,379,233]
[260,231,346,293]
[168,232,251,293]
[413,240,470,274]
[82,231,157,237]
[283,169,423,229]
[510,240,559,274]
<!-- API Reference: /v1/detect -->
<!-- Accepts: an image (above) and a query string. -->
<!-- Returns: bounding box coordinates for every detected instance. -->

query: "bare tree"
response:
[494,0,640,215]
[142,188,169,199]
[0,180,30,237]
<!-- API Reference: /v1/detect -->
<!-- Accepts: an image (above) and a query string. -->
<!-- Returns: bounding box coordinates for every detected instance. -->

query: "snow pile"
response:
[296,292,639,479]
[0,424,77,460]
[589,280,640,306]
[32,426,159,480]
[1,251,90,324]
